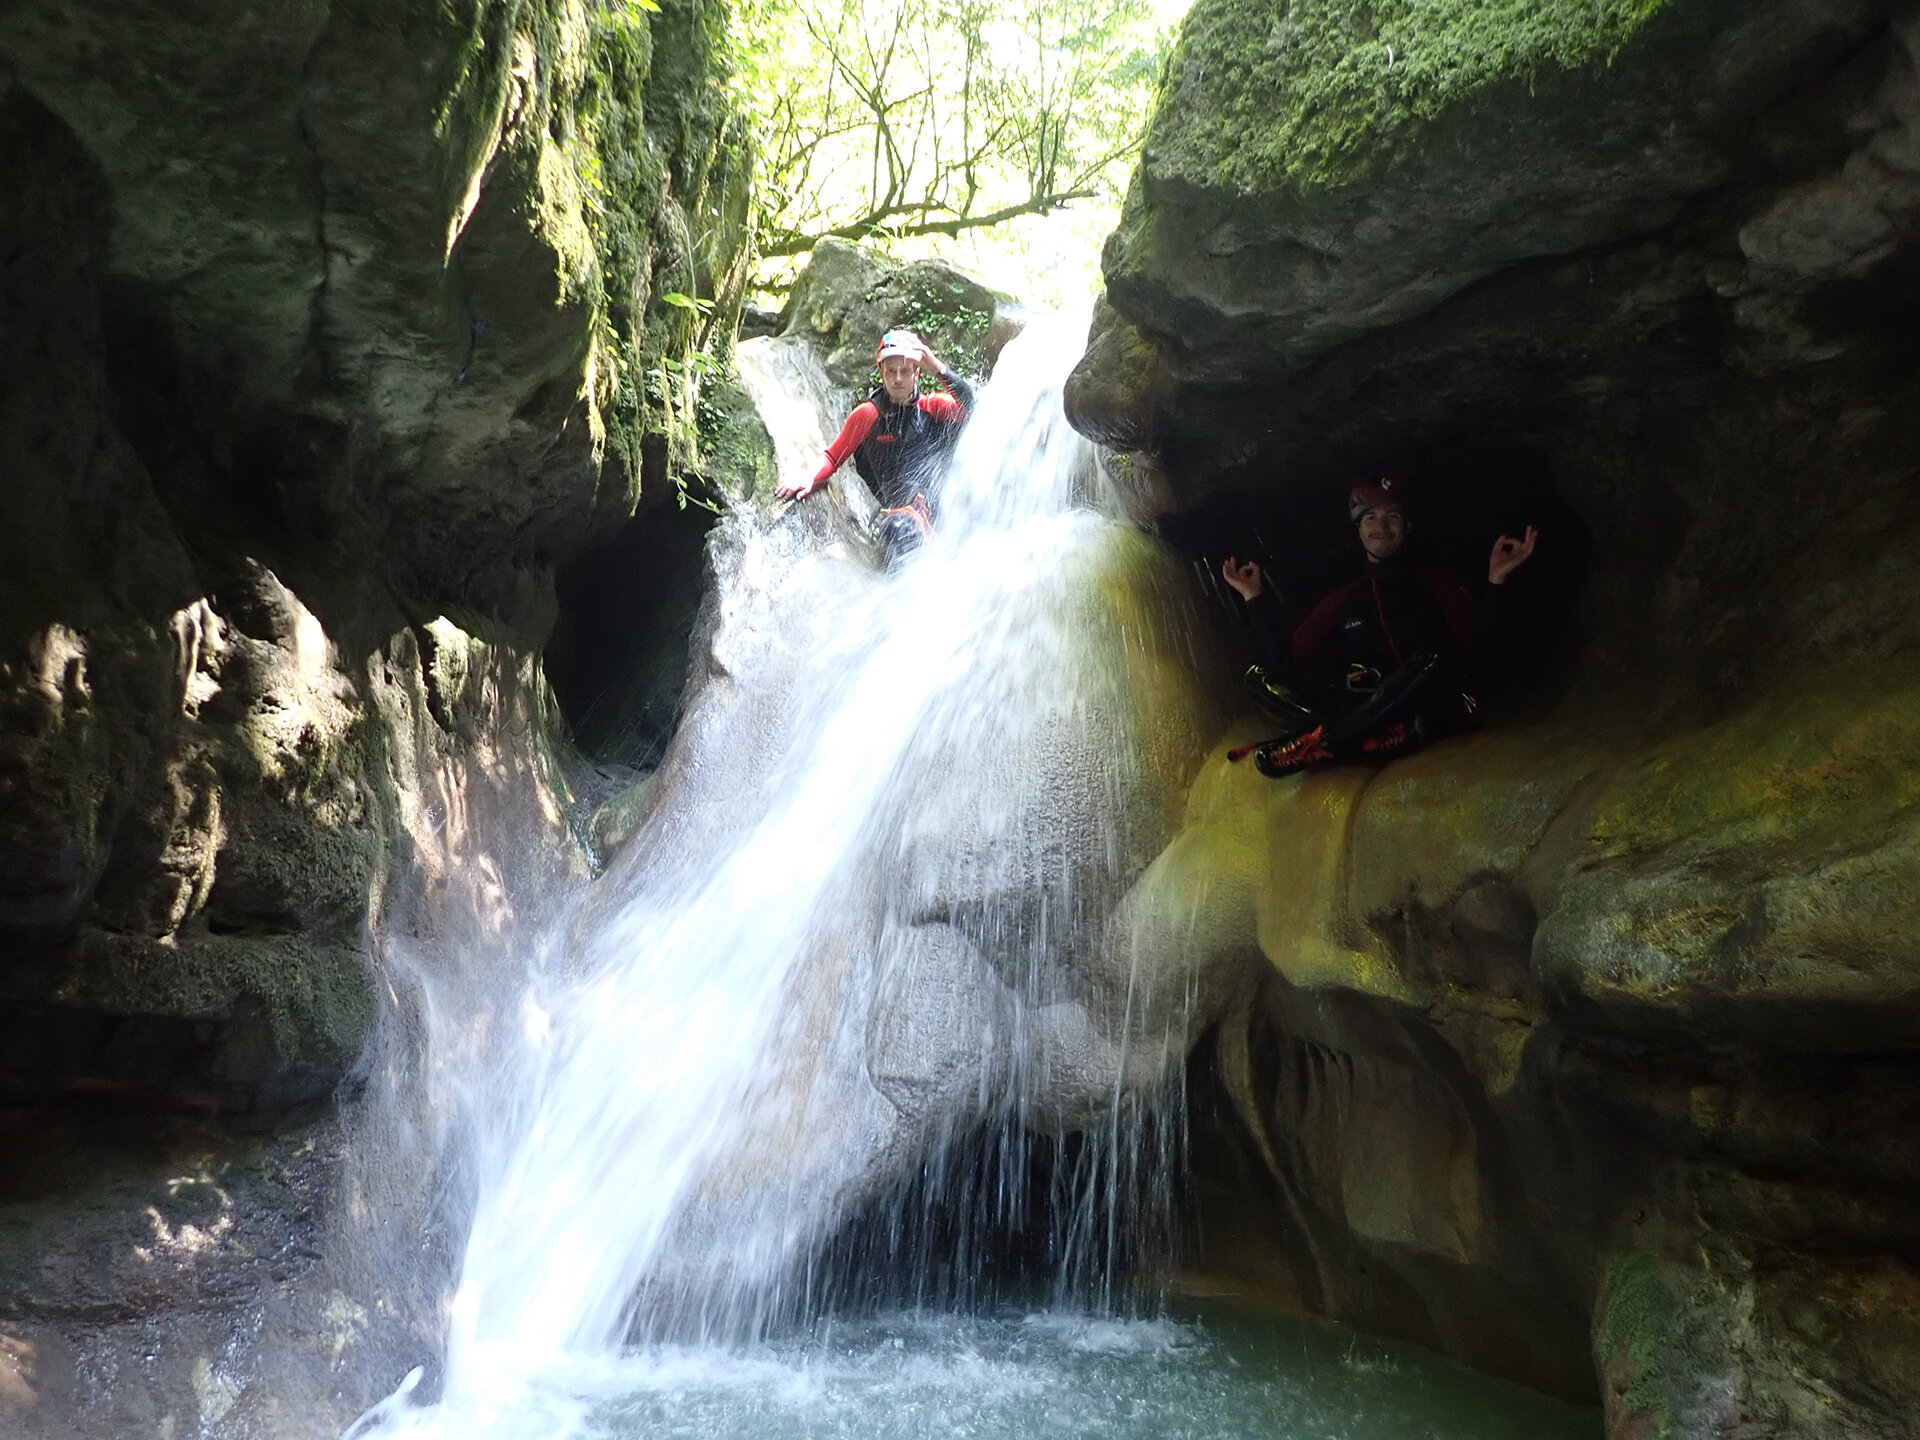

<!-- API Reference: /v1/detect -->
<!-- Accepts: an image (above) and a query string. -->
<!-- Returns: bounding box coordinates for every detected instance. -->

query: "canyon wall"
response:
[1,1,745,1430]
[1068,1,1920,1434]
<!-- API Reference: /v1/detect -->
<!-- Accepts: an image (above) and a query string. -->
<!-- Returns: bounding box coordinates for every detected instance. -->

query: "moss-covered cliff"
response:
[1152,0,1675,194]
[1,4,746,1429]
[1071,0,1920,1435]
[1,0,748,1112]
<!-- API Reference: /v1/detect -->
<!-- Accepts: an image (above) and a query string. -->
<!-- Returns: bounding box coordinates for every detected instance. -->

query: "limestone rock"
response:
[1061,296,1174,451]
[0,5,736,1427]
[1,0,743,1112]
[1097,0,1888,388]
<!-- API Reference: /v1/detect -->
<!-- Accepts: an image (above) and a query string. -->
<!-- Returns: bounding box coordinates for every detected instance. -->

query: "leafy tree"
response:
[730,0,1171,284]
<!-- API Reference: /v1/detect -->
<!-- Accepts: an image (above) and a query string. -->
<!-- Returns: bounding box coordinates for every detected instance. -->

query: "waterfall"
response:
[346,311,1228,1440]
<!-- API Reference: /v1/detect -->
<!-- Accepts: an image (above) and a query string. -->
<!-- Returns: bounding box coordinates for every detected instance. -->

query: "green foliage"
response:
[893,275,995,363]
[729,0,1175,285]
[1153,0,1675,193]
[1596,1249,1739,1428]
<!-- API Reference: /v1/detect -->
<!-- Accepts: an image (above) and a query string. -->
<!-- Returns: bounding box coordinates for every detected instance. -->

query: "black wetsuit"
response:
[1240,554,1499,756]
[851,377,975,510]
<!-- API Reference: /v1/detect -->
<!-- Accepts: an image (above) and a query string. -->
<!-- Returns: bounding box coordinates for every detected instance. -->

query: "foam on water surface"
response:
[359,1305,1599,1440]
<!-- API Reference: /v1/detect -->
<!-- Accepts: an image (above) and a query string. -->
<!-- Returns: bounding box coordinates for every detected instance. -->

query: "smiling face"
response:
[1357,504,1409,562]
[879,355,922,405]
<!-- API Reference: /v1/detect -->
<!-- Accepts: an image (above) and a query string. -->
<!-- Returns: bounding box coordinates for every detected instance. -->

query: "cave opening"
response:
[545,498,718,776]
[1157,443,1595,719]
[776,1105,1187,1331]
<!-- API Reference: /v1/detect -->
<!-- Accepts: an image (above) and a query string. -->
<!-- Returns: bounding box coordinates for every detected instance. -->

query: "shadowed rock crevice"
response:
[546,498,718,774]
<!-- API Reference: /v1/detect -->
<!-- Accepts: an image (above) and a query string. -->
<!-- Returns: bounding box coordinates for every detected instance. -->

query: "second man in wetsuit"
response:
[775,328,975,567]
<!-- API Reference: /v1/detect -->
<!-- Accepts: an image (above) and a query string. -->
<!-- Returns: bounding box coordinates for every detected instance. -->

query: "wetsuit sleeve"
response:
[1418,569,1479,652]
[923,367,975,417]
[813,402,879,487]
[1240,586,1295,671]
[1291,580,1360,668]
[1475,581,1503,655]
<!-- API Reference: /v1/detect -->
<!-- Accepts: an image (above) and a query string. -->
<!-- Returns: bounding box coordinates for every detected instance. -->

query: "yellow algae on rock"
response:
[1253,768,1419,1003]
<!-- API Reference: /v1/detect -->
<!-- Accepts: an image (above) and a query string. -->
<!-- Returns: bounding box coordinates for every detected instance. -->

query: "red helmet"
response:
[1348,476,1408,522]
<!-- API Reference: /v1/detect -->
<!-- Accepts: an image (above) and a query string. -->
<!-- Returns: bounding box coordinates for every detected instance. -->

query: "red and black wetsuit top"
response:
[812,370,975,511]
[1288,557,1484,684]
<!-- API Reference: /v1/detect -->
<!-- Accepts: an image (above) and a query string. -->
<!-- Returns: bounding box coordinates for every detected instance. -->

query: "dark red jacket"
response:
[1288,559,1483,679]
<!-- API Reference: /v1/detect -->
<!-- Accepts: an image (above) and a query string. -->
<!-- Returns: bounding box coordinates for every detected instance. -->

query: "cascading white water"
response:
[346,311,1220,1440]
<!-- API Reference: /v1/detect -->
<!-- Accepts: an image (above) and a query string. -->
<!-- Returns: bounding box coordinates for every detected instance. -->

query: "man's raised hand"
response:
[1488,525,1539,585]
[1221,556,1264,601]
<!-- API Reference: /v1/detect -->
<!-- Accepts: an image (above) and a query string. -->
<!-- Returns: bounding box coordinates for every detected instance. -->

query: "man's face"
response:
[879,355,921,404]
[1358,504,1408,561]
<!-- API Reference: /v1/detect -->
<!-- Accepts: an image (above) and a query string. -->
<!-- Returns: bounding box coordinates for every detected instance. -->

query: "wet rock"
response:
[1164,702,1920,1403]
[587,772,656,861]
[1061,297,1174,451]
[1077,0,1920,1426]
[0,1,739,1430]
[779,236,1012,388]
[1595,1248,1920,1440]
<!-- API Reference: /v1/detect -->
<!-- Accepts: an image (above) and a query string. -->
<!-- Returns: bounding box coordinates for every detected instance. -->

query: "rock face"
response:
[1070,0,1920,1434]
[1,1,745,1433]
[0,0,745,1125]
[778,236,1010,389]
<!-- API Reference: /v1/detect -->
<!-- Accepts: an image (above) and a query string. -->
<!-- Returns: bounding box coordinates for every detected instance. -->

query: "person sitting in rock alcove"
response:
[1219,477,1538,777]
[775,328,975,567]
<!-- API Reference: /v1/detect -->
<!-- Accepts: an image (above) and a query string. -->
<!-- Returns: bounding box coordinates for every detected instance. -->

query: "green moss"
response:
[1596,1249,1750,1432]
[410,0,745,497]
[1597,1250,1687,1424]
[695,368,777,501]
[1152,0,1675,193]
[1585,677,1920,864]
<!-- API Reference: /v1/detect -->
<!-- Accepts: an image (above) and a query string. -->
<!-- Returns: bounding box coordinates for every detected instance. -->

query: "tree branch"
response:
[759,189,1099,257]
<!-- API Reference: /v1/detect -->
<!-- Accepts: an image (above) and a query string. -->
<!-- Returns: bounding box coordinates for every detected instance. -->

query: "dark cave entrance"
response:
[545,498,719,774]
[1156,443,1595,717]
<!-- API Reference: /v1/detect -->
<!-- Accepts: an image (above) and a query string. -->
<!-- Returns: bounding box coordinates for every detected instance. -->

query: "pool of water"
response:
[380,1301,1600,1440]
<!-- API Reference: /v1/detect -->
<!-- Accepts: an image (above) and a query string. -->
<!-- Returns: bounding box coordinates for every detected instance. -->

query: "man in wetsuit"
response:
[1219,477,1538,777]
[775,328,975,566]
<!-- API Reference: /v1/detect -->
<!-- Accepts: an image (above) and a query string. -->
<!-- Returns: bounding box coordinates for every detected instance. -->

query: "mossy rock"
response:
[1537,672,1920,1048]
[1061,296,1174,450]
[779,238,1009,390]
[1088,0,1876,383]
[1141,660,1920,1052]
[1150,0,1679,196]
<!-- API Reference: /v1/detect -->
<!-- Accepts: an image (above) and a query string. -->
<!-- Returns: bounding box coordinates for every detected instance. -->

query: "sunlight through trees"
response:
[731,0,1178,293]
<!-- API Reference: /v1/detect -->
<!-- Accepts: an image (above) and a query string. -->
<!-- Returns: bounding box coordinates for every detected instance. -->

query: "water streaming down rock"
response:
[347,312,1240,1437]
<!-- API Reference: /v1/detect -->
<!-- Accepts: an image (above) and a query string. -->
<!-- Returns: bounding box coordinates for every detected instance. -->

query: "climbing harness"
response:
[878,493,934,539]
